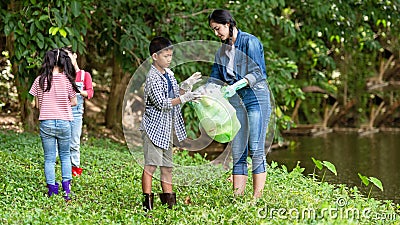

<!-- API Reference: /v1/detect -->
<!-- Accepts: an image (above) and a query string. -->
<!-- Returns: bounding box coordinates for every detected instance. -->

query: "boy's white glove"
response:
[179,91,202,104]
[180,72,202,92]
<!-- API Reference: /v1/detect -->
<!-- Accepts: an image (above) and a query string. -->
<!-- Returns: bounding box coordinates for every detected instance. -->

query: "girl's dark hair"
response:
[149,37,173,56]
[208,9,237,46]
[39,48,79,93]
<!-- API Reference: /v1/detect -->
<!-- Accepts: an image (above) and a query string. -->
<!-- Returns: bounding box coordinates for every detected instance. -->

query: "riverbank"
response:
[282,124,400,137]
[269,132,400,205]
[1,129,399,224]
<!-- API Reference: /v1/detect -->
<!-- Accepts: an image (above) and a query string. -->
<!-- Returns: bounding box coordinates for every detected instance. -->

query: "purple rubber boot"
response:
[47,183,59,197]
[61,180,72,201]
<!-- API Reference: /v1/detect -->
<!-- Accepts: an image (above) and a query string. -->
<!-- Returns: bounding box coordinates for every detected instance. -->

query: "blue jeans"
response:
[71,97,84,167]
[40,120,72,184]
[229,81,271,175]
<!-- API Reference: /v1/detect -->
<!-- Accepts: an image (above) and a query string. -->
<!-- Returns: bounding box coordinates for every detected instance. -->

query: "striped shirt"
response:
[29,73,76,121]
[140,65,187,150]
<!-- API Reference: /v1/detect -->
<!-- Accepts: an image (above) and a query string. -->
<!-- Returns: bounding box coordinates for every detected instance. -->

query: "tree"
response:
[1,0,92,130]
[88,1,151,131]
[1,0,399,136]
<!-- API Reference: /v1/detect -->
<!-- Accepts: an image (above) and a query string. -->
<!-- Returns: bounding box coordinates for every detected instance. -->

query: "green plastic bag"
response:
[191,83,241,143]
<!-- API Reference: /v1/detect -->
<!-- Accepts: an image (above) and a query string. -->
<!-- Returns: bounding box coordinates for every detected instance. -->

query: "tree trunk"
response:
[6,29,38,131]
[105,57,131,132]
[18,83,38,132]
[375,100,400,127]
[13,67,38,131]
[323,101,338,128]
[291,99,302,124]
[327,98,357,127]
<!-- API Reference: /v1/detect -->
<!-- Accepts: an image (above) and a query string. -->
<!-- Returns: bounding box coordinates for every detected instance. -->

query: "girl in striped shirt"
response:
[29,48,79,201]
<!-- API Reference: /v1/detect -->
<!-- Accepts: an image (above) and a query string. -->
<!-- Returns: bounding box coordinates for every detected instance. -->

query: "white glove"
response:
[179,91,202,104]
[180,72,202,92]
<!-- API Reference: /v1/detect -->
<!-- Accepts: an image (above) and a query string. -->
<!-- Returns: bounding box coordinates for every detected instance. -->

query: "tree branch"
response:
[171,9,215,19]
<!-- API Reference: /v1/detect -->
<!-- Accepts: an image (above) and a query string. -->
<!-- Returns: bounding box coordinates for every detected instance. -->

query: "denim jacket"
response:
[210,29,267,87]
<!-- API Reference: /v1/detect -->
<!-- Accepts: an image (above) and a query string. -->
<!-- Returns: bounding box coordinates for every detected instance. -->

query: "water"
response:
[267,132,400,204]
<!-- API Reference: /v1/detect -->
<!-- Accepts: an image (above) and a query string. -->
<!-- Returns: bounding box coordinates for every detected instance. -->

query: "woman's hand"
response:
[222,78,248,98]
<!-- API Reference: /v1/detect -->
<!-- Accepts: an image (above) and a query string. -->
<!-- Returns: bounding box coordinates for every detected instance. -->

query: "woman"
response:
[208,9,272,198]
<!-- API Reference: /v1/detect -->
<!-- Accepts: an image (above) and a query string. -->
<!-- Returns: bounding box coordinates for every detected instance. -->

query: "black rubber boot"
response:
[159,193,176,209]
[142,193,154,211]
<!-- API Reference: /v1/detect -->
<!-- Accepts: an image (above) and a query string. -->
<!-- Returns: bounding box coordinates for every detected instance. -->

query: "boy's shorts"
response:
[142,131,173,167]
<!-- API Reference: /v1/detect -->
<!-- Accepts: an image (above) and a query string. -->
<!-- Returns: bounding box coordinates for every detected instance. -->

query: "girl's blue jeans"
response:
[40,120,72,185]
[229,81,272,175]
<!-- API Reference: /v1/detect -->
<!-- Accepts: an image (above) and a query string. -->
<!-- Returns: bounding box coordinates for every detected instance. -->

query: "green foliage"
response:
[0,51,16,111]
[182,103,200,139]
[358,173,370,186]
[322,160,337,176]
[312,157,323,170]
[270,160,278,169]
[0,0,94,127]
[311,157,337,182]
[2,1,92,73]
[358,173,384,199]
[174,150,209,166]
[2,0,400,136]
[267,53,302,134]
[369,177,384,192]
[291,161,305,174]
[1,130,399,224]
[89,1,152,72]
[271,0,399,128]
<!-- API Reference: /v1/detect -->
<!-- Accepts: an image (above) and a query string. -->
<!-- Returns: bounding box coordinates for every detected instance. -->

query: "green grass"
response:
[0,129,399,224]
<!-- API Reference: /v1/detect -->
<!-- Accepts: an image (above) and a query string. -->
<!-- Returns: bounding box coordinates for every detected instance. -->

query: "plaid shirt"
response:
[140,65,187,150]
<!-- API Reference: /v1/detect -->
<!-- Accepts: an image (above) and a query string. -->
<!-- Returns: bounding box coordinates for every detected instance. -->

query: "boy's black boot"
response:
[143,193,154,211]
[159,192,176,209]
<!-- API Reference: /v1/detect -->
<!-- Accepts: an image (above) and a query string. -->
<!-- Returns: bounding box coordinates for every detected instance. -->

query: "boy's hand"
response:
[179,91,202,104]
[180,72,202,92]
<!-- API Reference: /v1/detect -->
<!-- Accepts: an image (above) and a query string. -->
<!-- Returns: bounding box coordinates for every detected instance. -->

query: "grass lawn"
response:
[0,129,399,224]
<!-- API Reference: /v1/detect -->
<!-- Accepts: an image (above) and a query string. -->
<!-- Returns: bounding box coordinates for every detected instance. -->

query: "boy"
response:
[140,37,201,211]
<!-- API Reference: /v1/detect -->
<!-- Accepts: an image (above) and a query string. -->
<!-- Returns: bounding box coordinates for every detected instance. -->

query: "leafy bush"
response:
[0,51,17,112]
